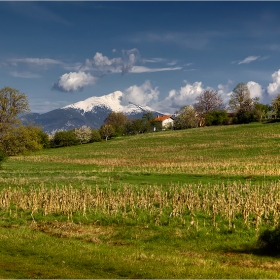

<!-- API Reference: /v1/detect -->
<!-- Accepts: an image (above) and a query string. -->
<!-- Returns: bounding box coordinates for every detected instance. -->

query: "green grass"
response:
[1,122,280,278]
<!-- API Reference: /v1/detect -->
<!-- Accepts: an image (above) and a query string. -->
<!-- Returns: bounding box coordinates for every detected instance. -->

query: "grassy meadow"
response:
[1,122,280,278]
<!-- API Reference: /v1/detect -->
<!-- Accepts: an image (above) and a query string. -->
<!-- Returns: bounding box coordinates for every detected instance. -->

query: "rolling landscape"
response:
[1,122,280,278]
[2,1,280,279]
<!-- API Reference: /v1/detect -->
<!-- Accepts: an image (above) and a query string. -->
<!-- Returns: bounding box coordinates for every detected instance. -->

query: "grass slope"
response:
[1,122,280,278]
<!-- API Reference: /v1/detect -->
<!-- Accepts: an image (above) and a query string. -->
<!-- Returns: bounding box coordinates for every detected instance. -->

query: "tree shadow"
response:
[224,244,280,258]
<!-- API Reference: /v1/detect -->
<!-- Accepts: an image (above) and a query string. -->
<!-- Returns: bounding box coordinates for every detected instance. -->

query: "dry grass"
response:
[1,181,280,230]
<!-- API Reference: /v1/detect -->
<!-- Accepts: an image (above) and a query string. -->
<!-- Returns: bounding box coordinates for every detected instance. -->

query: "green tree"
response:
[52,130,79,148]
[253,103,271,122]
[142,111,155,132]
[104,112,128,136]
[90,129,102,142]
[205,110,229,126]
[174,105,197,129]
[271,94,280,118]
[1,125,46,156]
[0,87,30,146]
[126,119,144,135]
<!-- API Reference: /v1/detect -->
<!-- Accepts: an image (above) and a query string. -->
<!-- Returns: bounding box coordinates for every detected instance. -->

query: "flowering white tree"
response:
[74,126,92,144]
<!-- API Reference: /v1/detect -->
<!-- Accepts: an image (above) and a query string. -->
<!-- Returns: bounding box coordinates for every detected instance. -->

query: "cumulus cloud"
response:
[122,80,159,106]
[267,69,280,97]
[52,71,97,92]
[167,81,204,107]
[247,81,265,99]
[154,81,204,113]
[81,49,140,75]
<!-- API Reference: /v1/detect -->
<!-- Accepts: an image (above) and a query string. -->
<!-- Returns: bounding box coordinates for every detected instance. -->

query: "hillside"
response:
[5,122,280,187]
[1,122,280,279]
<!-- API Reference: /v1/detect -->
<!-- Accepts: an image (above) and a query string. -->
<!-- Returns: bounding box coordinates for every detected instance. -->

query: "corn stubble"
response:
[1,181,280,231]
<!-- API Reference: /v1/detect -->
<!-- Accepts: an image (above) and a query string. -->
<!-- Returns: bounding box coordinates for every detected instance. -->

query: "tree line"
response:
[1,83,280,162]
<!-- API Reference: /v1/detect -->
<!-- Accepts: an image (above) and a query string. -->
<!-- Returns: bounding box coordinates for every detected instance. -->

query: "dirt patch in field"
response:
[31,221,115,244]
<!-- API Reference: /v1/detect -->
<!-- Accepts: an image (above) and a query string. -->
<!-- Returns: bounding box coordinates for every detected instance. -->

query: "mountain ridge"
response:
[22,91,163,133]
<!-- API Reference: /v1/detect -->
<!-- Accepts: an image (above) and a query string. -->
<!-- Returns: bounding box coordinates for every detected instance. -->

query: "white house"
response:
[153,115,174,131]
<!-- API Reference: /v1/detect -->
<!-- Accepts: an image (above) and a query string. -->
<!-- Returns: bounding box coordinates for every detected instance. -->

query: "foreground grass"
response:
[1,223,280,278]
[1,122,280,278]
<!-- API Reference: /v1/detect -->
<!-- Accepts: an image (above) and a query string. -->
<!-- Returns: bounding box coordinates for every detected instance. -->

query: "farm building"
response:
[153,115,174,131]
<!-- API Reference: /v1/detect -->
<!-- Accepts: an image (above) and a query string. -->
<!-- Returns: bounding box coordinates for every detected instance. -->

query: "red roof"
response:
[154,115,172,122]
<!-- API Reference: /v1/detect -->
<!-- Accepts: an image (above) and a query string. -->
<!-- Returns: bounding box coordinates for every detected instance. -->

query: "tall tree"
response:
[175,105,197,129]
[0,87,30,149]
[228,83,253,113]
[193,89,224,126]
[142,111,155,132]
[104,112,128,136]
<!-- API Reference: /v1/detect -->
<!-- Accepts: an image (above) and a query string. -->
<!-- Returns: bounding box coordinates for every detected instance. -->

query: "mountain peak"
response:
[62,91,154,115]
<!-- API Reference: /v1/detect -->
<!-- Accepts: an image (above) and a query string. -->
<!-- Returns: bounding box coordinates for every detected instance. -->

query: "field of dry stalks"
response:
[1,122,280,278]
[1,123,280,230]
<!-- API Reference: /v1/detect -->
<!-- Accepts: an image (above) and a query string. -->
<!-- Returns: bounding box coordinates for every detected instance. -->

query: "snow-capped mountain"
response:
[62,91,155,115]
[22,91,163,133]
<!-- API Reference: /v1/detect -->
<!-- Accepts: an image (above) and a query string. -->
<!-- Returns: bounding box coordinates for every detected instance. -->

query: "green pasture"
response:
[1,122,280,278]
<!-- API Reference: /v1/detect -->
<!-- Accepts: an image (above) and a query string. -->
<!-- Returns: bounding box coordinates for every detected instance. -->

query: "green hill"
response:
[1,122,280,278]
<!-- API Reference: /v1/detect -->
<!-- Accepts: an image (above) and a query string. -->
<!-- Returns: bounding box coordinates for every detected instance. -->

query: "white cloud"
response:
[155,81,204,113]
[10,57,63,67]
[130,66,181,73]
[53,71,97,92]
[10,71,41,78]
[267,69,280,96]
[247,81,265,99]
[167,60,178,66]
[217,80,233,104]
[168,81,204,107]
[144,58,165,63]
[122,80,159,106]
[81,49,139,75]
[238,56,260,65]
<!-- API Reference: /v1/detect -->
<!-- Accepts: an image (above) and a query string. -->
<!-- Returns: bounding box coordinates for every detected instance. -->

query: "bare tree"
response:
[193,89,224,126]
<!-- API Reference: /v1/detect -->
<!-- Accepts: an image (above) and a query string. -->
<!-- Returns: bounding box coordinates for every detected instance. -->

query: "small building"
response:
[153,115,174,131]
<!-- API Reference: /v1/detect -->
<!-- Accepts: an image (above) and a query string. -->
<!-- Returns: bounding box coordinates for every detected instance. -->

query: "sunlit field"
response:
[1,122,280,278]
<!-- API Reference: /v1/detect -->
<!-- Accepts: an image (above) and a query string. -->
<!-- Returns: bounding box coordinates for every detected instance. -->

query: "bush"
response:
[0,150,7,169]
[90,129,102,142]
[0,125,45,156]
[257,226,280,255]
[52,130,79,147]
[205,110,229,126]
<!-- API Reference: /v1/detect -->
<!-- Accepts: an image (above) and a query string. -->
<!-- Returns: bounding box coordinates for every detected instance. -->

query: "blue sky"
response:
[1,1,280,114]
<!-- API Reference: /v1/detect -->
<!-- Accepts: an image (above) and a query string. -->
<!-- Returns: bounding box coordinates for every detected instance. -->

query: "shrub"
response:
[205,110,229,126]
[257,226,280,255]
[0,125,45,156]
[52,130,79,147]
[90,129,102,142]
[0,150,7,169]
